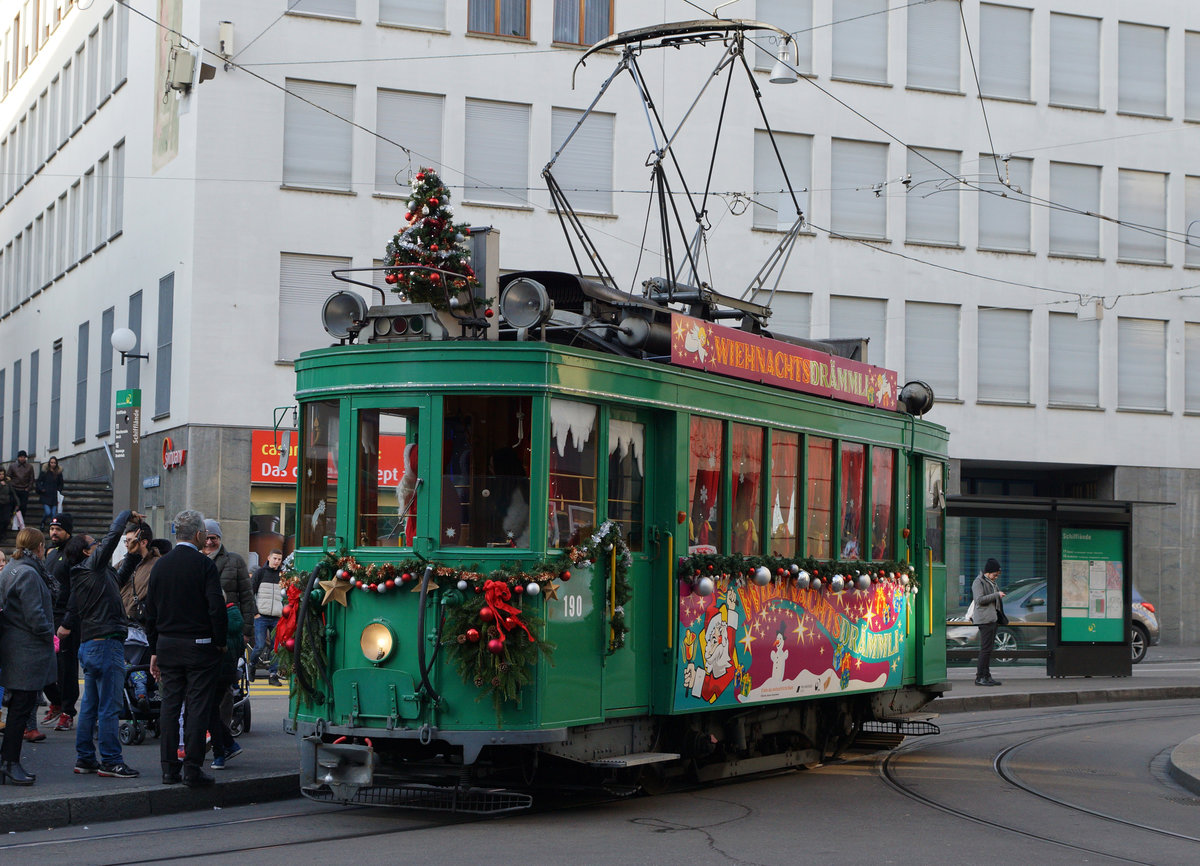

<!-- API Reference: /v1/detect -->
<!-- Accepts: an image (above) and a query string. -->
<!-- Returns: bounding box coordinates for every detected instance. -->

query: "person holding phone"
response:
[972,558,1006,686]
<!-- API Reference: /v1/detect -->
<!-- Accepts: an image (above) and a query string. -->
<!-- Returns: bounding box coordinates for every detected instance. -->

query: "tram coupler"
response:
[300,735,376,799]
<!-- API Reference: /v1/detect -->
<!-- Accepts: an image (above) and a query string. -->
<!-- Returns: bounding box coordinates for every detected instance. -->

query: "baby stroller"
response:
[229,650,252,736]
[118,663,161,746]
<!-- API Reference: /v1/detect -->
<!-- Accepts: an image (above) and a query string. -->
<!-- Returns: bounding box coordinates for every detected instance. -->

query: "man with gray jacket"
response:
[971,557,1006,687]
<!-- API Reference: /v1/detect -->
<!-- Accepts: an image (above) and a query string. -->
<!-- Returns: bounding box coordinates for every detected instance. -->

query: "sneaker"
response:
[98,763,140,779]
[54,713,74,731]
[224,742,243,763]
[42,704,62,724]
[211,755,226,770]
[74,758,101,774]
[269,674,282,687]
[247,663,256,683]
[23,728,46,743]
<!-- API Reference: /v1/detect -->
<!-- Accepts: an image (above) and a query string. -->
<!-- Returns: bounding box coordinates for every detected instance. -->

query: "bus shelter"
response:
[946,496,1133,678]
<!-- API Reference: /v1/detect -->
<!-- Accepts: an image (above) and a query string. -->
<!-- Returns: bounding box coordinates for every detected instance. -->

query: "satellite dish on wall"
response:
[321,291,368,340]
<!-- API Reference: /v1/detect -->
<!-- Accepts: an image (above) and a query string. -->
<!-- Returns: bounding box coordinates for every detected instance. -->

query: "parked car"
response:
[947,579,1160,663]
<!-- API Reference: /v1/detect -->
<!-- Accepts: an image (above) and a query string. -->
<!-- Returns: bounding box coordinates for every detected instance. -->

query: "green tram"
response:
[283,270,950,813]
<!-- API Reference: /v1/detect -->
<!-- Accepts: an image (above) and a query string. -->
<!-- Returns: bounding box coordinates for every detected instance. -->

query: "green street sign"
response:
[116,389,142,409]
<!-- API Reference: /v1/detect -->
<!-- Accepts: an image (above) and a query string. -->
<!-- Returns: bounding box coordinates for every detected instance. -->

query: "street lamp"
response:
[111,327,150,365]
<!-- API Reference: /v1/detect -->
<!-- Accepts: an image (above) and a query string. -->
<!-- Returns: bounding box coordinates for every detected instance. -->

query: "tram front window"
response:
[356,409,418,547]
[299,400,339,548]
[442,395,532,548]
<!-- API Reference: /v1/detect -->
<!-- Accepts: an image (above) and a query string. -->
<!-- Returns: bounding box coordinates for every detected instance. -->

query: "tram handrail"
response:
[945,620,1057,628]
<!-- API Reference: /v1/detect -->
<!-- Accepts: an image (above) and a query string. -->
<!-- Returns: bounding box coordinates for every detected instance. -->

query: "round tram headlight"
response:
[373,316,393,337]
[360,621,396,665]
[499,278,552,329]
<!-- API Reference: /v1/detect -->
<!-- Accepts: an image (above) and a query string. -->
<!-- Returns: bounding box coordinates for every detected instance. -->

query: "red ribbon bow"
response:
[484,580,534,643]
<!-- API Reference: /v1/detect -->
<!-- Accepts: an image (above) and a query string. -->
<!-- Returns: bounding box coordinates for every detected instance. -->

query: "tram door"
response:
[601,410,659,714]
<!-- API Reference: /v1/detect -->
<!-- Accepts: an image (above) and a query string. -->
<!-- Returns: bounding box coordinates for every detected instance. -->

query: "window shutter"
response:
[906,0,959,91]
[905,148,960,245]
[376,89,443,193]
[830,296,887,366]
[754,0,812,74]
[98,307,113,435]
[1188,176,1200,268]
[1119,23,1167,116]
[831,139,887,239]
[464,98,529,206]
[283,79,354,190]
[1049,14,1099,109]
[765,291,811,339]
[1118,169,1167,264]
[127,290,142,391]
[979,4,1030,100]
[75,321,89,441]
[832,0,887,83]
[1048,313,1099,406]
[293,1,356,16]
[155,273,173,418]
[380,0,444,29]
[1117,317,1167,410]
[50,342,62,450]
[550,107,613,213]
[977,308,1030,402]
[1049,162,1100,258]
[978,156,1031,251]
[904,302,959,400]
[753,130,810,230]
[279,253,352,362]
[1188,32,1200,122]
[1187,323,1200,413]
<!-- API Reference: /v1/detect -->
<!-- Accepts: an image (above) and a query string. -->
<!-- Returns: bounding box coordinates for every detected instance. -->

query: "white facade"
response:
[2,1,1198,638]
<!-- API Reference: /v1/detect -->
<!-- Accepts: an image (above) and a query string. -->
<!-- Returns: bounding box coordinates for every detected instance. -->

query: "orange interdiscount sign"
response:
[250,430,407,486]
[669,313,898,410]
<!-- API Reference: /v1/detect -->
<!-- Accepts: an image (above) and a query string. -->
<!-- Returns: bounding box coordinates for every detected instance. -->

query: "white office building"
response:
[1,1,1197,641]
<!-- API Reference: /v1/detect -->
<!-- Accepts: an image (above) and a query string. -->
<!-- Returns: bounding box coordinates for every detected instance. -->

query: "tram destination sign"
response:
[669,314,898,410]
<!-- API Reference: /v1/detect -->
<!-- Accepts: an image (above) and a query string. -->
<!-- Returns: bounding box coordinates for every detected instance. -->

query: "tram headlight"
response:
[500,278,553,330]
[360,621,396,665]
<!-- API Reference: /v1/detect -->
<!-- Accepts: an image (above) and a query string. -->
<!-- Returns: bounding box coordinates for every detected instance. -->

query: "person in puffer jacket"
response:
[249,549,284,686]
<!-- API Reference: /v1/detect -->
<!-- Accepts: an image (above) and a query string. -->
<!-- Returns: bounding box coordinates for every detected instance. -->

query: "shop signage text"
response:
[250,430,406,486]
[162,437,188,470]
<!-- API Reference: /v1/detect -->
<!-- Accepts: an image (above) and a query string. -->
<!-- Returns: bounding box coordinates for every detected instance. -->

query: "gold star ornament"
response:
[543,582,561,601]
[319,577,353,607]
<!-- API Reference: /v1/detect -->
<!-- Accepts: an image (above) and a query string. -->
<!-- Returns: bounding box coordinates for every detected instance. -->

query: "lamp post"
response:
[110,328,149,514]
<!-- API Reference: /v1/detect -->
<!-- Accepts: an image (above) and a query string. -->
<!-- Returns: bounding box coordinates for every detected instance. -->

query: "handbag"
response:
[10,509,23,531]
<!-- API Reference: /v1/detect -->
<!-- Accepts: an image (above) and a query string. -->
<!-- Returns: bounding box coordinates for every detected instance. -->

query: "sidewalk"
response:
[2,651,1199,833]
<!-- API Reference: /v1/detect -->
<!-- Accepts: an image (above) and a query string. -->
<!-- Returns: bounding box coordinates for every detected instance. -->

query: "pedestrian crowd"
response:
[0,501,284,788]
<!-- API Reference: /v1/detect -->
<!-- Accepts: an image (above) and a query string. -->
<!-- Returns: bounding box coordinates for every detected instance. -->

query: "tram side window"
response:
[925,461,946,562]
[769,430,799,555]
[870,447,895,560]
[356,409,417,547]
[299,400,339,548]
[731,423,763,554]
[840,442,865,560]
[608,417,645,552]
[442,395,533,547]
[688,416,724,554]
[548,399,597,549]
[806,436,833,559]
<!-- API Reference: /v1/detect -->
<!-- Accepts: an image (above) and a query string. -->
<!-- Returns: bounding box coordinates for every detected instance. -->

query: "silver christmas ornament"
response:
[753,566,772,586]
[696,576,716,597]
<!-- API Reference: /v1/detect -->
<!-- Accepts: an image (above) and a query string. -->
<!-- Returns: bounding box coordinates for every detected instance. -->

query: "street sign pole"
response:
[113,389,141,515]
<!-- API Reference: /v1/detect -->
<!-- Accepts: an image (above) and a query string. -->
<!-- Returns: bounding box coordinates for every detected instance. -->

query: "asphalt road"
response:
[4,700,1198,866]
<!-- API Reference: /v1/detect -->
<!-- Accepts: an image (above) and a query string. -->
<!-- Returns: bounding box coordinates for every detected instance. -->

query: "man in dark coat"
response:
[44,513,79,729]
[7,450,34,518]
[147,510,227,788]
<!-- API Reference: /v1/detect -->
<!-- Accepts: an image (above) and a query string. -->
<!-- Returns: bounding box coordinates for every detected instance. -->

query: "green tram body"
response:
[286,282,950,812]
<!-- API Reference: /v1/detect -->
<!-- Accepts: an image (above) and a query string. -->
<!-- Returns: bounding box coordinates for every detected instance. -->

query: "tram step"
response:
[589,751,681,768]
[876,712,939,722]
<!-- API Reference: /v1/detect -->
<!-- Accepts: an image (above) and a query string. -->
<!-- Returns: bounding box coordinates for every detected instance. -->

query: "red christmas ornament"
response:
[485,308,494,318]
[385,579,396,589]
[561,570,571,581]
[513,583,524,594]
[415,172,425,181]
[285,638,296,651]
[504,616,518,630]
[479,606,496,622]
[281,604,292,616]
[385,273,399,285]
[487,638,505,654]
[466,628,480,643]
[430,244,439,252]
[401,572,412,583]
[428,197,439,206]
[404,212,413,221]
[429,272,440,282]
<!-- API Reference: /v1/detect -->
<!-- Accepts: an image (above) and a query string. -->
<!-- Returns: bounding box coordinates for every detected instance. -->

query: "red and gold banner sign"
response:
[669,314,898,410]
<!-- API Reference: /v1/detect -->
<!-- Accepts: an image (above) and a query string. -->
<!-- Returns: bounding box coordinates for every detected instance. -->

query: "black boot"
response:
[0,760,36,785]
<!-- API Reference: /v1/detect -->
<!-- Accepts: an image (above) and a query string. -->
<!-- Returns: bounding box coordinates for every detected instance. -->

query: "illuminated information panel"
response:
[1060,528,1125,643]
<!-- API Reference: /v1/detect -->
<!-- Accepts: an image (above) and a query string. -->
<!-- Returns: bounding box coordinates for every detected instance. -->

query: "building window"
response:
[115,1,128,87]
[463,98,529,206]
[283,79,354,191]
[1049,162,1100,258]
[1117,317,1167,411]
[1186,322,1200,413]
[85,32,98,119]
[1118,169,1167,264]
[832,0,887,84]
[753,0,811,74]
[68,179,80,264]
[468,0,528,39]
[49,341,62,451]
[831,138,887,240]
[907,0,959,92]
[379,0,444,29]
[1188,32,1200,123]
[1188,177,1200,268]
[278,253,351,362]
[111,139,124,237]
[127,290,142,390]
[375,89,443,194]
[979,3,1030,101]
[1050,13,1099,110]
[97,307,113,435]
[74,322,87,443]
[904,302,959,400]
[978,155,1031,252]
[977,308,1030,403]
[27,351,38,454]
[550,107,613,214]
[553,0,611,46]
[96,153,110,247]
[11,360,20,456]
[59,57,71,146]
[82,167,95,254]
[753,129,810,231]
[356,407,418,547]
[100,10,113,100]
[299,400,340,548]
[155,273,173,418]
[292,1,357,18]
[1119,22,1167,117]
[0,369,5,458]
[547,399,598,549]
[607,416,645,552]
[830,295,887,366]
[764,291,811,339]
[1048,312,1099,407]
[905,147,960,245]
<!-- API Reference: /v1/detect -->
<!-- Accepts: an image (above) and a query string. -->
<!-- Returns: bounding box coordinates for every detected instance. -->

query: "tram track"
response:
[878,702,1200,865]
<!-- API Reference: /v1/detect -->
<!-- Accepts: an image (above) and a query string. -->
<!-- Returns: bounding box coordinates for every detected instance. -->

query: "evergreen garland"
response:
[678,553,917,592]
[576,521,632,652]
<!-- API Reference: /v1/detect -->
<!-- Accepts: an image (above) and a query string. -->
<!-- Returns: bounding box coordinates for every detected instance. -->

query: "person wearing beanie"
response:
[201,519,253,747]
[41,512,80,731]
[971,558,1006,686]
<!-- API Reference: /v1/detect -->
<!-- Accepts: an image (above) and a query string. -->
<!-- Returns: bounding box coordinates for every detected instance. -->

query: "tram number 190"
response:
[561,594,585,619]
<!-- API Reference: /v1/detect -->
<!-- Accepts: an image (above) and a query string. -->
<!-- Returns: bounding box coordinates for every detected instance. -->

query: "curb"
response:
[0,771,299,834]
[931,685,1200,715]
[1168,734,1200,797]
